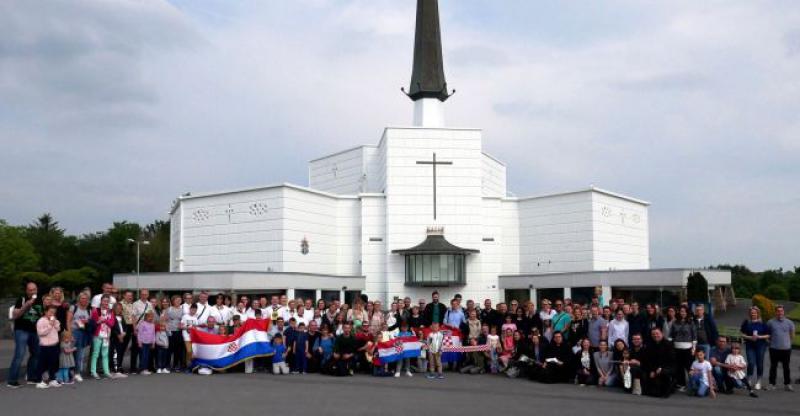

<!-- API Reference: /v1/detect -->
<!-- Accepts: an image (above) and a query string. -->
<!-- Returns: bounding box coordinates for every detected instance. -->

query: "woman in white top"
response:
[607,309,629,346]
[539,299,557,322]
[180,304,199,370]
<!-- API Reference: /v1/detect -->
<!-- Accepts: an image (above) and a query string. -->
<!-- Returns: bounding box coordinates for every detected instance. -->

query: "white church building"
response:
[115,0,731,308]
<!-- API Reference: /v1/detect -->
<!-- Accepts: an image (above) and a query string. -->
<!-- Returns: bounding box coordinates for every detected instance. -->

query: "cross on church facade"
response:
[416,152,452,220]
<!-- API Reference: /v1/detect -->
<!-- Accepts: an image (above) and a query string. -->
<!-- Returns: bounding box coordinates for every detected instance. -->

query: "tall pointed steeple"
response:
[406,0,451,102]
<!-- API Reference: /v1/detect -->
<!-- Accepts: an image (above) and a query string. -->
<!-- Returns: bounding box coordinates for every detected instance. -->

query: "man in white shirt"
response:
[266,295,286,325]
[281,299,297,322]
[91,282,117,309]
[213,293,232,326]
[181,292,195,315]
[195,291,221,326]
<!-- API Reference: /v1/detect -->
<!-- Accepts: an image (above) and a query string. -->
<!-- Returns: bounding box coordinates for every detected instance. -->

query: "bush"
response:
[686,272,709,302]
[762,284,789,301]
[751,294,776,321]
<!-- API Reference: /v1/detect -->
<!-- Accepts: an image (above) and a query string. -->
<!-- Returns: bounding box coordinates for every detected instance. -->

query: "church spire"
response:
[405,0,451,102]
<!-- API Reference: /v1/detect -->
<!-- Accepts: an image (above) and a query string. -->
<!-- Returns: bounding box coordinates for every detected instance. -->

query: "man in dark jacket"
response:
[643,328,675,397]
[693,304,719,356]
[423,291,447,327]
[643,304,666,346]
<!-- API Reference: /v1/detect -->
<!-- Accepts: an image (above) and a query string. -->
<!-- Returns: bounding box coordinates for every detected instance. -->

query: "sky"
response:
[1,0,798,271]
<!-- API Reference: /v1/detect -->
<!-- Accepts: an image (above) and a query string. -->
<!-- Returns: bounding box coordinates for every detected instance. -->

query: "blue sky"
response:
[1,0,798,270]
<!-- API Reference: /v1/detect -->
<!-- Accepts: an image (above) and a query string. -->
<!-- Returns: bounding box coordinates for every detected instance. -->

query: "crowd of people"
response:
[6,281,798,400]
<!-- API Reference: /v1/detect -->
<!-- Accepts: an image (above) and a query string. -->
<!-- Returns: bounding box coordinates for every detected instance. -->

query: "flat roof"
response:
[510,186,650,206]
[499,268,730,289]
[114,271,366,292]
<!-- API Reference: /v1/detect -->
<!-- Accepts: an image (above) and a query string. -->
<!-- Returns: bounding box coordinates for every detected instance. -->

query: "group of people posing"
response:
[6,282,797,401]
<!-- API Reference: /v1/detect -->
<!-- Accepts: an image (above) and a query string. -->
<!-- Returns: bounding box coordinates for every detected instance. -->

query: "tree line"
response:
[0,213,169,298]
[714,264,800,302]
[1,214,798,302]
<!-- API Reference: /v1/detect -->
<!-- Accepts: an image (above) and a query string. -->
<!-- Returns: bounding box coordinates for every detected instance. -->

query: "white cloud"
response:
[0,0,798,270]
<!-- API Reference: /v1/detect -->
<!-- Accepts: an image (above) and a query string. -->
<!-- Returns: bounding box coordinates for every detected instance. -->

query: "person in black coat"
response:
[642,328,675,398]
[541,331,573,383]
[527,331,548,381]
[422,291,447,327]
[574,338,596,385]
[643,304,666,346]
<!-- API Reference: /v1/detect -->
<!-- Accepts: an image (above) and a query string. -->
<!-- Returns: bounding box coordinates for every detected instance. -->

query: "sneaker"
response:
[394,372,401,378]
[406,371,413,377]
[157,369,164,374]
[6,382,21,389]
[48,380,61,388]
[749,391,759,398]
[64,380,75,385]
[426,373,435,379]
[765,384,777,391]
[74,374,83,383]
[140,370,152,375]
[91,373,101,380]
[755,381,762,390]
[35,381,49,389]
[198,368,213,375]
[109,373,124,379]
[786,385,794,392]
[27,380,38,385]
[677,385,687,392]
[436,374,444,379]
[162,369,170,374]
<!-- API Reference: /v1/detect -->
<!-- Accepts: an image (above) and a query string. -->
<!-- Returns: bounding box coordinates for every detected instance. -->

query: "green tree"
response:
[786,276,800,302]
[686,272,709,302]
[140,220,170,273]
[0,220,40,297]
[763,284,789,301]
[77,221,141,288]
[24,213,73,275]
[16,272,52,292]
[51,267,96,295]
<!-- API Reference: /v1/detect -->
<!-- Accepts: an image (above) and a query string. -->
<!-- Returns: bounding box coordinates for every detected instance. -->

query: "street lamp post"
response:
[127,238,150,276]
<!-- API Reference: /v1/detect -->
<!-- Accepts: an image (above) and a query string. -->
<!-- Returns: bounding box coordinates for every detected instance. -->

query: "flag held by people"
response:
[375,336,423,365]
[191,319,273,370]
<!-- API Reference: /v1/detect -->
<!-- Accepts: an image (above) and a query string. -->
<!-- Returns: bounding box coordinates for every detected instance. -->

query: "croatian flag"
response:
[422,325,464,363]
[375,336,423,365]
[191,319,273,370]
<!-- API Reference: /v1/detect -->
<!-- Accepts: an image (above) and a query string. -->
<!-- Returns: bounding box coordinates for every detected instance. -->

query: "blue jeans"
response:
[72,328,89,375]
[690,373,709,397]
[139,344,153,371]
[56,368,71,383]
[157,346,170,369]
[745,342,766,379]
[7,330,40,384]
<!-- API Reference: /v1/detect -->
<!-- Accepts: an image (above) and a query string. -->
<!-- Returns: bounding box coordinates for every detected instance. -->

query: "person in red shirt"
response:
[354,323,374,373]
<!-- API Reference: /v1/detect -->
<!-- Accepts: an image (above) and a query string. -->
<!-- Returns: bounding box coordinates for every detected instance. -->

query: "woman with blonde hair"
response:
[740,306,770,390]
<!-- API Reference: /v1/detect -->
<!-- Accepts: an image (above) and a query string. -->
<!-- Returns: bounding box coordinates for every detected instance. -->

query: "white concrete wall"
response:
[178,187,284,272]
[280,187,357,275]
[517,191,595,274]
[308,147,366,195]
[500,198,520,276]
[360,195,387,297]
[381,127,496,304]
[481,153,507,197]
[591,192,650,270]
[169,207,181,272]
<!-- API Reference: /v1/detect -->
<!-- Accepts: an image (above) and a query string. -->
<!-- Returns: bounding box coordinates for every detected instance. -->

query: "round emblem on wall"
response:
[301,237,309,255]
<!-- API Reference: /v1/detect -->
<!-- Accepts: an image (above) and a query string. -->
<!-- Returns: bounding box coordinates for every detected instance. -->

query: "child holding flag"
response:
[395,321,414,378]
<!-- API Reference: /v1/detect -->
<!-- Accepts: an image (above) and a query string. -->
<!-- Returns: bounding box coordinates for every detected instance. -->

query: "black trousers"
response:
[675,348,693,386]
[169,331,184,369]
[37,345,59,382]
[644,371,674,398]
[111,336,125,373]
[769,348,791,386]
